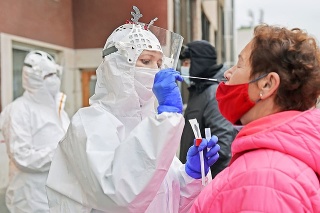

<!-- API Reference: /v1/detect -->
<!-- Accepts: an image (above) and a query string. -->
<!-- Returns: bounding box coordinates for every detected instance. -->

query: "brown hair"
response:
[250,24,320,111]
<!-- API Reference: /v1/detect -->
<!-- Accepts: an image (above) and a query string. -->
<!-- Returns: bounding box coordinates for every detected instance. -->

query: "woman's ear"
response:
[258,72,280,99]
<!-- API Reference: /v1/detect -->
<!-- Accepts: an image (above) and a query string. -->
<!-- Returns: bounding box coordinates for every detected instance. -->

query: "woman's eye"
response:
[141,59,150,65]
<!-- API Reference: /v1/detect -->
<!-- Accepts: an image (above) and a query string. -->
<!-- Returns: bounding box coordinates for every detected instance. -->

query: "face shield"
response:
[148,25,183,69]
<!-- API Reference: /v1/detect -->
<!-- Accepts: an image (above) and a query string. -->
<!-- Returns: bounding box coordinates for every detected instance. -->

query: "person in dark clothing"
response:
[179,40,238,178]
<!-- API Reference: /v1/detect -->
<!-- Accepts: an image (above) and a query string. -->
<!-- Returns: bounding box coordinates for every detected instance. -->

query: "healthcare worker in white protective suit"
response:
[46,6,220,213]
[0,50,70,212]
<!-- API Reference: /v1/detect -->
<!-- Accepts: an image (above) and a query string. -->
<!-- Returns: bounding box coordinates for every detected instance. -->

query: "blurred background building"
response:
[175,0,235,102]
[0,0,234,211]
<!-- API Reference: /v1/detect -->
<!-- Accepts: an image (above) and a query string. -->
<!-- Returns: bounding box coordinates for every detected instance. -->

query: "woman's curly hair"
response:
[250,24,320,111]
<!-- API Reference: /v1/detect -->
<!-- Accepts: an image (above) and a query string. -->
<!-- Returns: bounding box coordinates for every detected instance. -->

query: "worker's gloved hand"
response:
[185,135,220,179]
[152,68,183,114]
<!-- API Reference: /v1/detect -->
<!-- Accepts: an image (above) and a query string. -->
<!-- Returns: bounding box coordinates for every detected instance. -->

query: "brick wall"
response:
[0,0,74,47]
[72,0,168,49]
[0,0,168,49]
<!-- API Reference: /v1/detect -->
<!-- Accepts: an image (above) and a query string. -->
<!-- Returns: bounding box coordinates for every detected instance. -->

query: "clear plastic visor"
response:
[148,25,183,70]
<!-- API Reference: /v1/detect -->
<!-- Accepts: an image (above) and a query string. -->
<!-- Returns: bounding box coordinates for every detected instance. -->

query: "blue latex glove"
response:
[152,68,183,114]
[185,135,220,179]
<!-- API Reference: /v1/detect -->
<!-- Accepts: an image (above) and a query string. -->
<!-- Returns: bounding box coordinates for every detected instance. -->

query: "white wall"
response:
[235,27,254,60]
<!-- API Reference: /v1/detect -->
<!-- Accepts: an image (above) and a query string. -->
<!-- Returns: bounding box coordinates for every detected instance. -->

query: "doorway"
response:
[81,70,96,107]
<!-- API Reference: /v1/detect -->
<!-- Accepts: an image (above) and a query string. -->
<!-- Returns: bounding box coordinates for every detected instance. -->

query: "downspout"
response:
[186,0,191,42]
[174,0,181,35]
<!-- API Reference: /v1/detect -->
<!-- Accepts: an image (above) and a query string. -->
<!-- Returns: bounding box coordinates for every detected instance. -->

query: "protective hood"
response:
[186,40,223,83]
[22,50,63,106]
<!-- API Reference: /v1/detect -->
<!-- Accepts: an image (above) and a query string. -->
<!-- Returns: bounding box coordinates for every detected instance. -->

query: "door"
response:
[81,70,96,107]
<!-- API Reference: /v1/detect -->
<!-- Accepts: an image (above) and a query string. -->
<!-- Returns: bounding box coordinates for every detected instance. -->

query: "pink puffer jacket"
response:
[191,109,320,213]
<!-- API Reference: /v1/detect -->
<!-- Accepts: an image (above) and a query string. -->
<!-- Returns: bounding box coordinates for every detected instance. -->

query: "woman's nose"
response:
[224,67,234,80]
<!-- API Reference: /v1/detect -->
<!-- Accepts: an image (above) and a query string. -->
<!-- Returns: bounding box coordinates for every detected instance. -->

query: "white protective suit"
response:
[0,50,70,212]
[46,15,209,213]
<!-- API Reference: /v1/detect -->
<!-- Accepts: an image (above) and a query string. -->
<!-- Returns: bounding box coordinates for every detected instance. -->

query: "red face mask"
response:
[216,74,267,125]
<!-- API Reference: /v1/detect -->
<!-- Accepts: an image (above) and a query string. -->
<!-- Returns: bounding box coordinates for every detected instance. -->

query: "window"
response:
[201,11,210,41]
[12,49,28,99]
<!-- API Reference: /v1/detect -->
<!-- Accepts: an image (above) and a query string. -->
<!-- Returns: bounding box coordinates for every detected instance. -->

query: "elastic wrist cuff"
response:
[157,105,182,114]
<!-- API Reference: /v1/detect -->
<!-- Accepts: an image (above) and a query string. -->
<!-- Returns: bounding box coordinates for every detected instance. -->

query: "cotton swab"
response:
[181,75,219,82]
[199,148,206,185]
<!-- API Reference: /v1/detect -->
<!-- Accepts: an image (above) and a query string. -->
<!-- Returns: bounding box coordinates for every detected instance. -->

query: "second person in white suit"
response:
[0,50,70,212]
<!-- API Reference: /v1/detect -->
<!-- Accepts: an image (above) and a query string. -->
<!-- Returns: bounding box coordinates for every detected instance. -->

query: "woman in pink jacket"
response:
[191,24,320,212]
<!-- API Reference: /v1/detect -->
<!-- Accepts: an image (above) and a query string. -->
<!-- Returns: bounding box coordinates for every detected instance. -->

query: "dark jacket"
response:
[179,41,237,178]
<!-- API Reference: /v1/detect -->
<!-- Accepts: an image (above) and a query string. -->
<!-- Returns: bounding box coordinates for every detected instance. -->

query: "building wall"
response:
[191,0,202,41]
[72,0,168,49]
[0,0,74,48]
[235,27,254,59]
[0,0,168,49]
[222,0,235,66]
[178,0,228,103]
